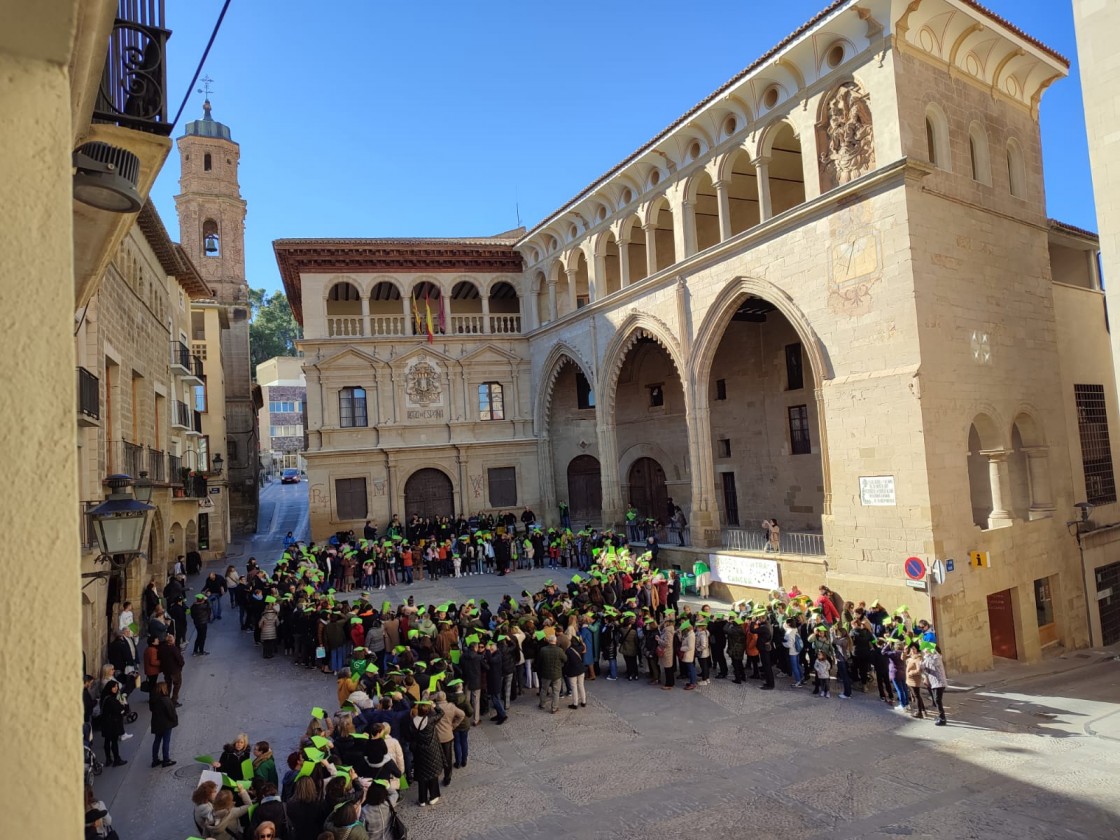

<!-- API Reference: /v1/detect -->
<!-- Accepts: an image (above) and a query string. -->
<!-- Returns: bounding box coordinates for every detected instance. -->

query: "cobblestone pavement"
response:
[105,483,1120,839]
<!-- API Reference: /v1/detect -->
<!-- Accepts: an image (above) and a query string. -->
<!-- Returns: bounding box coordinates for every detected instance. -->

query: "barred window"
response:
[479,382,504,421]
[339,387,367,428]
[788,405,811,455]
[1075,384,1117,504]
[336,478,368,520]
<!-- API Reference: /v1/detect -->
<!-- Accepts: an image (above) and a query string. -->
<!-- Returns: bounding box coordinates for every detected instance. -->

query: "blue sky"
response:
[149,1,1095,296]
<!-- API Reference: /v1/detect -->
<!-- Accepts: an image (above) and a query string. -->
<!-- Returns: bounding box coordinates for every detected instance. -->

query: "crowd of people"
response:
[83,513,949,840]
[172,529,948,840]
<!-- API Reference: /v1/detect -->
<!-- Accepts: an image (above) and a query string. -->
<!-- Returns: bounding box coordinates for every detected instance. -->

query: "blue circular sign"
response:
[904,556,926,580]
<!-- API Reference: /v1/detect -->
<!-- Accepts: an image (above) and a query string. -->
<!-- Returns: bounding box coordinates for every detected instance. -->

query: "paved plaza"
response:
[104,483,1120,840]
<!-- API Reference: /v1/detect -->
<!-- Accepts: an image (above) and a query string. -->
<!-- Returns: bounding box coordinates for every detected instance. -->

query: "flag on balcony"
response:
[413,297,422,336]
[424,292,435,344]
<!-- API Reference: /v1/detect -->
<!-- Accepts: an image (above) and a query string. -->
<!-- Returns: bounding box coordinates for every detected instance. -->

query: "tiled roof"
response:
[960,0,1069,67]
[1049,219,1099,241]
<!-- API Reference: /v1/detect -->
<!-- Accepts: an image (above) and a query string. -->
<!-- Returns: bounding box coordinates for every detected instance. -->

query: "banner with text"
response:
[708,554,781,590]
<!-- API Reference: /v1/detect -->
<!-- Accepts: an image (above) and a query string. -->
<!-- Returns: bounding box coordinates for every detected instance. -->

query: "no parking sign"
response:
[904,556,927,581]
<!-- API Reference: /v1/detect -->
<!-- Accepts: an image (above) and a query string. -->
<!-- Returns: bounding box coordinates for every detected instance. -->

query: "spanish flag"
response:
[424,292,434,344]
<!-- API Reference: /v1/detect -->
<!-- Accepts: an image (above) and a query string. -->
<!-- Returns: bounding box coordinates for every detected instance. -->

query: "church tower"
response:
[175,99,259,534]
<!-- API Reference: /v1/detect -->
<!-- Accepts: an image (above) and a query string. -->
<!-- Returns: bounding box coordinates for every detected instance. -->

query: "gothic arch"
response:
[535,343,596,435]
[690,276,832,386]
[599,312,686,426]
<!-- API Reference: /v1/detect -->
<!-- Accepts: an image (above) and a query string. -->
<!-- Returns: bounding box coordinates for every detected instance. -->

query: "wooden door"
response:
[404,468,454,519]
[566,455,602,525]
[628,457,668,522]
[1097,561,1120,646]
[987,589,1018,660]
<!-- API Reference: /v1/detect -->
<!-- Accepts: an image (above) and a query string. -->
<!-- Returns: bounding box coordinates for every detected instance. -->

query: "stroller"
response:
[84,725,103,786]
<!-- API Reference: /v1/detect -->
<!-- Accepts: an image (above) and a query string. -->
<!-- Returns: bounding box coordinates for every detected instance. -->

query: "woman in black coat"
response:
[99,681,128,766]
[148,680,178,767]
[405,700,444,806]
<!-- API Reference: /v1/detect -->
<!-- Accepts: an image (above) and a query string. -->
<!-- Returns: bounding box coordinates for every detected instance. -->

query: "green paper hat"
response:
[571,574,582,583]
[895,605,910,614]
[446,678,463,688]
[408,630,419,639]
[534,630,546,640]
[679,620,691,631]
[350,617,362,624]
[328,588,336,595]
[544,580,553,586]
[311,707,326,719]
[264,595,277,604]
[353,646,366,654]
[311,735,330,749]
[393,645,407,654]
[195,593,206,600]
[303,747,325,762]
[465,634,480,645]
[920,641,937,652]
[416,698,434,706]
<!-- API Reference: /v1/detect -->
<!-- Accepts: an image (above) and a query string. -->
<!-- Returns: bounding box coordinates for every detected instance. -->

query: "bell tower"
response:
[174,95,259,535]
[175,98,247,304]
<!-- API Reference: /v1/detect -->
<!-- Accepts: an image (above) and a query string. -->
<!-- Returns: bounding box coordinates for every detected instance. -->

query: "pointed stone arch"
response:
[599,312,685,427]
[690,276,833,515]
[535,343,596,435]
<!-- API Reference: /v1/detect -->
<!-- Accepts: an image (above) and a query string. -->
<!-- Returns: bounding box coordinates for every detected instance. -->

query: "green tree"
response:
[249,288,302,371]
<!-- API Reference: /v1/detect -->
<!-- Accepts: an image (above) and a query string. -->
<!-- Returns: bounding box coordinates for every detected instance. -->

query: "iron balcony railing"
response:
[121,440,143,478]
[147,447,165,482]
[168,453,182,482]
[192,409,203,434]
[170,340,191,371]
[93,1,172,135]
[77,366,100,421]
[189,354,204,379]
[171,399,191,429]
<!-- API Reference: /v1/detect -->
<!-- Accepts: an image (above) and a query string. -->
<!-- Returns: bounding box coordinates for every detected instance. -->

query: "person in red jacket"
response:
[814,591,840,624]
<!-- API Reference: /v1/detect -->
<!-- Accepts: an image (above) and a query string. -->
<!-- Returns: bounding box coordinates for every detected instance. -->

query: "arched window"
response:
[924,104,951,171]
[968,122,991,185]
[339,387,367,428]
[202,219,220,257]
[204,152,212,172]
[1006,138,1026,198]
[478,382,504,421]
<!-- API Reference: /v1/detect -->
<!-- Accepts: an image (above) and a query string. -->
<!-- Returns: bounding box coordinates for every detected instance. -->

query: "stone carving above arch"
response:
[817,81,875,191]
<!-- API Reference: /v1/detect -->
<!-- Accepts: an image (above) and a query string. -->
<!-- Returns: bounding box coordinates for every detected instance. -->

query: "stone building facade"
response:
[175,104,260,534]
[278,0,1118,671]
[257,356,308,475]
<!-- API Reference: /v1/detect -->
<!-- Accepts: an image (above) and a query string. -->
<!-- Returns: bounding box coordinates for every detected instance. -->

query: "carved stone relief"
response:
[818,82,875,191]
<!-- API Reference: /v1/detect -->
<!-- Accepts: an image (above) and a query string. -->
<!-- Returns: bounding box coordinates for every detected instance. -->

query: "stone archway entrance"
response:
[404,468,454,519]
[628,457,668,523]
[567,455,602,525]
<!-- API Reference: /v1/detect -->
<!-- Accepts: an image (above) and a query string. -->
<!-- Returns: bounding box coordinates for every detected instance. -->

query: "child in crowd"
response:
[813,650,831,698]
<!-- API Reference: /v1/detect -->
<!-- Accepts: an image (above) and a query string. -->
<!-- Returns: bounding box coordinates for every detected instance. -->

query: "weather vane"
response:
[197,75,214,99]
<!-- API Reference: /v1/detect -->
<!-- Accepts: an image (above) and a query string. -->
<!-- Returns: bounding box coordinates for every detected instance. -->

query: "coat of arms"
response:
[405,356,442,406]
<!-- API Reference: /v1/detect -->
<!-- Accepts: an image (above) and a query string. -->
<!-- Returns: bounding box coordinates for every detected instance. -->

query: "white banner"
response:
[708,554,781,590]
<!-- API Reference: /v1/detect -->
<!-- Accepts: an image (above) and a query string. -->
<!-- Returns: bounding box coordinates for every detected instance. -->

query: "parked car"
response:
[281,468,301,484]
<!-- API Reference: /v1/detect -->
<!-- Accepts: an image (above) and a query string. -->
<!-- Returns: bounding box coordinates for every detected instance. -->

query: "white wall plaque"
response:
[859,475,896,506]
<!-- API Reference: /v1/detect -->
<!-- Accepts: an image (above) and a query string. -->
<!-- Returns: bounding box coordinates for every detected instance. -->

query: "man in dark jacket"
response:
[535,635,565,713]
[141,578,161,623]
[460,642,484,725]
[726,618,747,683]
[709,616,728,679]
[484,642,507,724]
[752,614,775,689]
[158,633,185,705]
[189,593,211,656]
[168,597,188,648]
[108,630,139,681]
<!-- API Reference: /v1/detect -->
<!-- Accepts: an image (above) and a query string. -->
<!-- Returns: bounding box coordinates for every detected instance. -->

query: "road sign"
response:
[904,556,927,581]
[905,578,928,591]
[969,550,990,568]
[946,558,955,573]
[930,558,945,585]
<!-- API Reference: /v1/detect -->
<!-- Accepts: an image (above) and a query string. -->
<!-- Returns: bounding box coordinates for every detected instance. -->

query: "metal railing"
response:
[147,447,165,481]
[121,440,143,478]
[168,453,182,482]
[77,366,100,421]
[171,399,191,428]
[192,409,203,434]
[170,340,190,371]
[627,521,690,547]
[721,527,825,556]
[189,354,204,379]
[93,1,172,136]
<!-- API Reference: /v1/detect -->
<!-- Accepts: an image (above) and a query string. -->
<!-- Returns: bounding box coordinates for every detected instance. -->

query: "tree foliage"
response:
[249,288,302,372]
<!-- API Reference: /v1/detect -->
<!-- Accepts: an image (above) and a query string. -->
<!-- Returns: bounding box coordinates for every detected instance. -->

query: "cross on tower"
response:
[197,75,214,99]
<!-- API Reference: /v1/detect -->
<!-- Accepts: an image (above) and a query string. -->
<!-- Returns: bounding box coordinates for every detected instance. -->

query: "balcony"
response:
[188,409,203,437]
[325,313,523,339]
[120,440,143,478]
[369,316,407,337]
[147,446,165,482]
[489,314,521,334]
[170,340,190,373]
[77,366,100,426]
[168,452,182,482]
[171,399,191,430]
[183,354,204,384]
[327,317,365,338]
[92,1,172,136]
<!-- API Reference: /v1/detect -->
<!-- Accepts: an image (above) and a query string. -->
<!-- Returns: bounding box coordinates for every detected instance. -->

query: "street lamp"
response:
[134,471,154,504]
[87,474,155,571]
[211,454,224,476]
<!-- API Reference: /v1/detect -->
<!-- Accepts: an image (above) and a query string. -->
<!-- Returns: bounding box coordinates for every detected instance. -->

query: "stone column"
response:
[591,250,606,303]
[1024,446,1056,518]
[401,294,412,335]
[481,294,491,334]
[617,237,632,288]
[547,280,558,322]
[440,292,451,337]
[597,421,624,526]
[677,198,695,259]
[981,450,1014,526]
[360,296,369,336]
[642,223,659,277]
[713,178,732,241]
[565,268,579,312]
[753,156,773,222]
[538,432,558,526]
